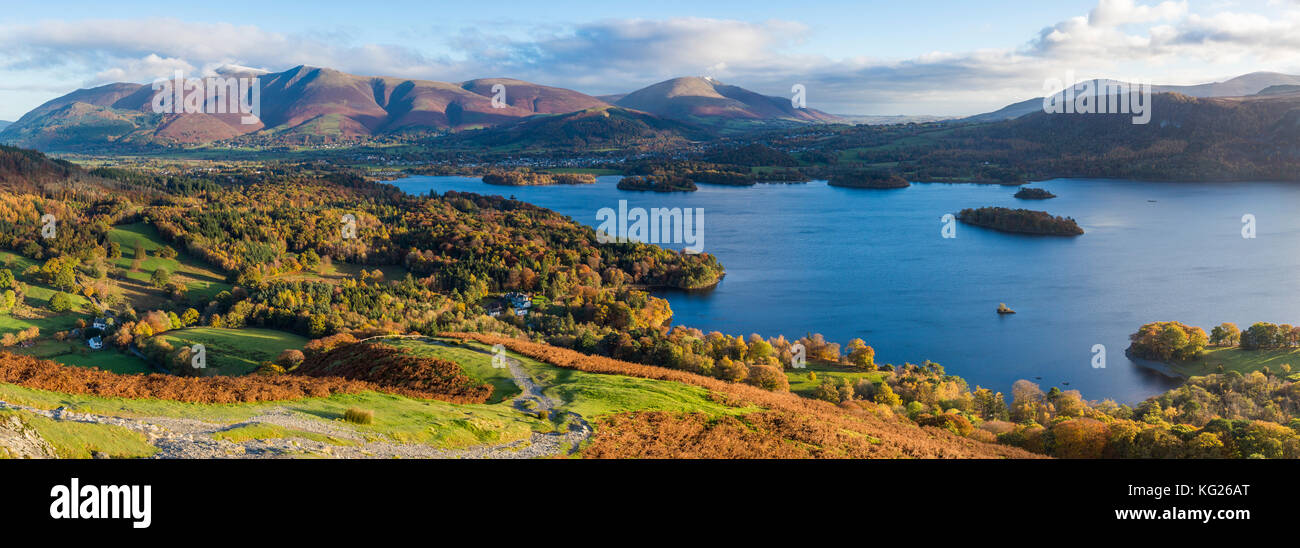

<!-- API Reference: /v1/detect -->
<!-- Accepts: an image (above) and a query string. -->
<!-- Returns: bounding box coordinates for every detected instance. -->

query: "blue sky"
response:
[3,0,1299,120]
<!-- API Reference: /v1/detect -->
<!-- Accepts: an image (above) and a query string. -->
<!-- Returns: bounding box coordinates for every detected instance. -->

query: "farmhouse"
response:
[88,336,104,350]
[504,292,532,315]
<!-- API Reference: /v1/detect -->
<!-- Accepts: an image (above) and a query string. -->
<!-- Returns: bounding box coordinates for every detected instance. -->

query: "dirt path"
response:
[0,336,592,459]
[414,337,593,455]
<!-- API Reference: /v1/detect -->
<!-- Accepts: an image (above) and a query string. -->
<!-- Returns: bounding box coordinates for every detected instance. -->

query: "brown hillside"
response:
[615,76,841,124]
[443,332,1041,459]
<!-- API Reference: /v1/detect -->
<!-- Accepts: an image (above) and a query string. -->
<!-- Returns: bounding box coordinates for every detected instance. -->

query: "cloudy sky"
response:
[3,0,1300,120]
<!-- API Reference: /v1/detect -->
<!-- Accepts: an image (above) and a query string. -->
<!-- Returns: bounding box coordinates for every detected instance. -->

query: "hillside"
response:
[815,91,1300,182]
[966,71,1300,122]
[0,336,1036,458]
[614,76,841,128]
[1,69,849,151]
[447,106,709,150]
[0,66,613,149]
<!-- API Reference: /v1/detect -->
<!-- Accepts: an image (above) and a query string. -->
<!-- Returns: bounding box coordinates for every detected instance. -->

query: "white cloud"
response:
[1089,0,1189,26]
[0,18,461,84]
[4,1,1300,119]
[92,54,194,83]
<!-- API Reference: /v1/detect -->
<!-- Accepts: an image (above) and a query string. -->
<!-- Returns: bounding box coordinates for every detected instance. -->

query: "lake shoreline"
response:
[388,174,1300,404]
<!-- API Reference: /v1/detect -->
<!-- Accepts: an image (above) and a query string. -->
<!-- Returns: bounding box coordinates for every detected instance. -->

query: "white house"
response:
[504,292,532,311]
[92,318,107,330]
[87,336,103,350]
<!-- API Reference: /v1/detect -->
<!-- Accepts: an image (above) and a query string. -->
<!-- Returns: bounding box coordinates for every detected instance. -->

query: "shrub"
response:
[745,363,790,392]
[275,349,305,369]
[344,407,374,425]
[256,362,286,376]
[48,292,73,312]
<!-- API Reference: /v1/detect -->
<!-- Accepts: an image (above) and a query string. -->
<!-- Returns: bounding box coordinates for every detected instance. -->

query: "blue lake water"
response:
[391,175,1300,403]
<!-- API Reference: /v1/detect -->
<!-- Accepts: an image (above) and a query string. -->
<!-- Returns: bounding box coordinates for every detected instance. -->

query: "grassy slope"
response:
[1170,346,1300,377]
[156,327,308,376]
[0,338,751,455]
[380,338,519,404]
[786,360,885,397]
[108,222,231,302]
[0,250,92,333]
[0,333,740,450]
[7,339,151,374]
[0,382,545,449]
[446,339,755,419]
[0,408,157,459]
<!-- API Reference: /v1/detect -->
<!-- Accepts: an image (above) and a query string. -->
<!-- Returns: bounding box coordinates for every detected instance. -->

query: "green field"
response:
[0,250,94,334]
[786,360,885,397]
[108,222,231,302]
[438,339,756,419]
[156,327,309,375]
[7,339,152,374]
[1170,346,1300,377]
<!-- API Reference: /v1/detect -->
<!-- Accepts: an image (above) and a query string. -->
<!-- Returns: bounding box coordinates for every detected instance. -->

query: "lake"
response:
[390,175,1300,403]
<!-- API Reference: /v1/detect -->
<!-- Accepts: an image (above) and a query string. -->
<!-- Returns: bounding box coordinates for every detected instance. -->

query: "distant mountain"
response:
[1257,85,1300,96]
[612,77,842,128]
[874,91,1300,182]
[965,72,1300,123]
[446,106,709,150]
[0,121,10,131]
[3,68,848,150]
[0,66,613,150]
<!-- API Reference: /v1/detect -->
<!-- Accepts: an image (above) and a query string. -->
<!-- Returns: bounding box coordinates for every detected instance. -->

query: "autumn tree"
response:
[1210,323,1241,347]
[846,338,876,370]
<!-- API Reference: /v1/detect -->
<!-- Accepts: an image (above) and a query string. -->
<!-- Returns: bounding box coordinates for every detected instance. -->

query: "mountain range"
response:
[0,66,840,150]
[965,71,1300,122]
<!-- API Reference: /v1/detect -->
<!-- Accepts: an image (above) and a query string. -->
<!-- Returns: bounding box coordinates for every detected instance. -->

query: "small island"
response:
[827,170,910,189]
[482,171,597,186]
[616,175,698,192]
[996,303,1016,315]
[956,207,1084,236]
[1013,187,1056,200]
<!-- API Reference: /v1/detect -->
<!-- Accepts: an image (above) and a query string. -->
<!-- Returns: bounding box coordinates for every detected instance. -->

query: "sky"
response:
[3,0,1300,120]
